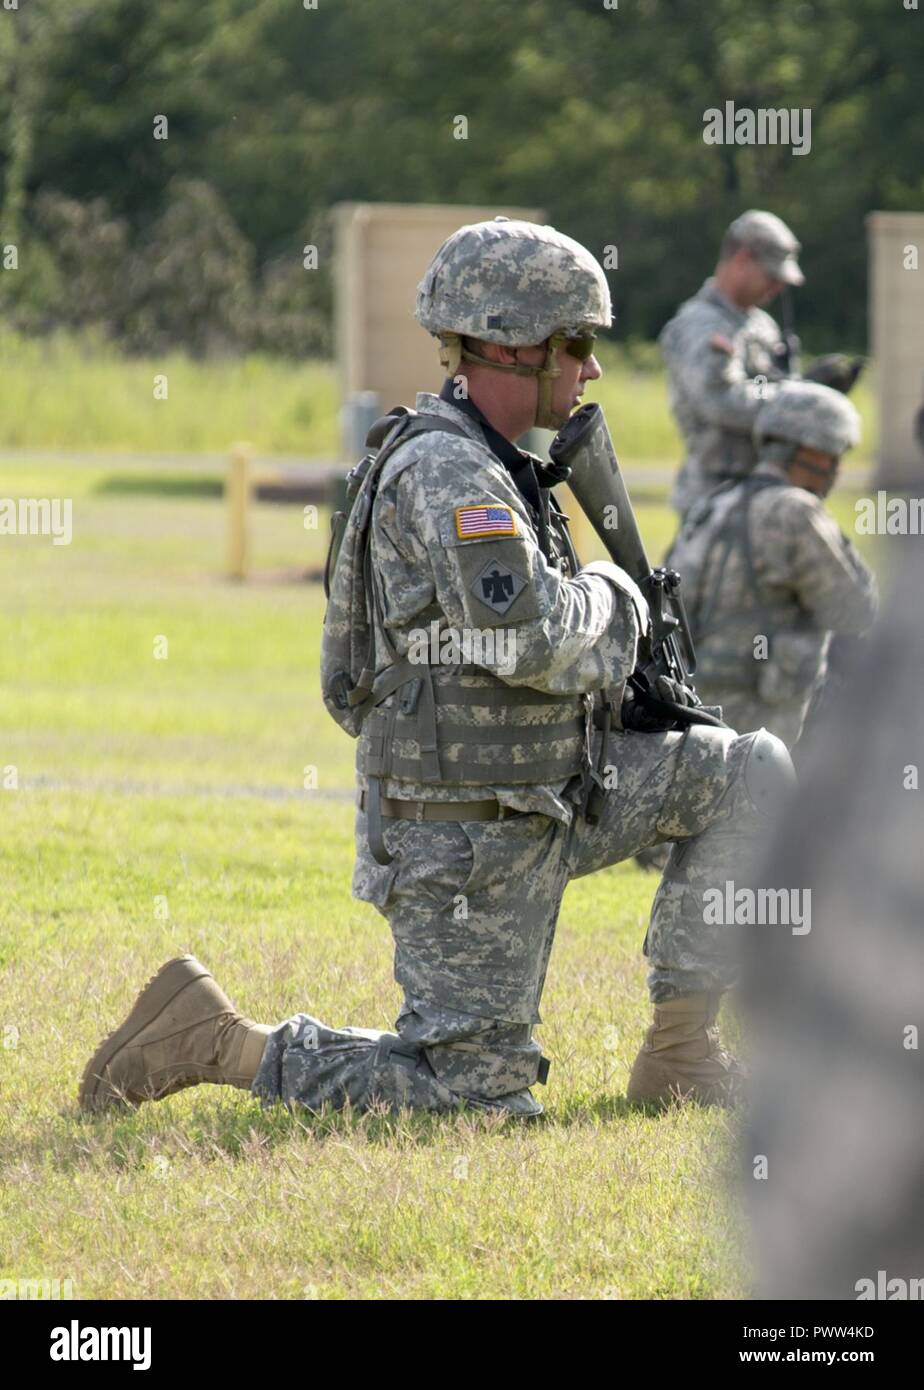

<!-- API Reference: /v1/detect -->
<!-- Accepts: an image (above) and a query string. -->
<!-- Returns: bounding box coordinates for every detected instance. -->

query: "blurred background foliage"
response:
[0,0,921,359]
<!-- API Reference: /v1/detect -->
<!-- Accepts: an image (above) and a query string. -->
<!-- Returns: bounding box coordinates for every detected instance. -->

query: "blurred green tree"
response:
[1,0,920,353]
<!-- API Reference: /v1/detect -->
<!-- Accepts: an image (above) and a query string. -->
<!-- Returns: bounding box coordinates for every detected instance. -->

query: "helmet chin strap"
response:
[438,332,569,431]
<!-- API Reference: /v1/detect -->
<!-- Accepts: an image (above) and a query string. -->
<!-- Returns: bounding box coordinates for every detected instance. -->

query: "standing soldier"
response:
[667,381,878,749]
[80,218,793,1120]
[660,210,803,517]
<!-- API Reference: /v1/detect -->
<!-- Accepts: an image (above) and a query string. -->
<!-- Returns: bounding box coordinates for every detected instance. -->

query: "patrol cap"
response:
[415,215,612,344]
[726,209,804,287]
[754,381,861,457]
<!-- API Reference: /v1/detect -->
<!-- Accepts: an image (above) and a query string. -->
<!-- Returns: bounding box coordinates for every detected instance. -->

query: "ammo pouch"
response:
[359,665,588,786]
[357,652,589,864]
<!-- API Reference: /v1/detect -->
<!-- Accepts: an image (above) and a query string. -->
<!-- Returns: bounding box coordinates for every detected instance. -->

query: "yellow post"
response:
[227,441,252,579]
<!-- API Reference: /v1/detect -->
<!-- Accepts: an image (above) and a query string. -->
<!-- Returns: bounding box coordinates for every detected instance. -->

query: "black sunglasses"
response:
[561,333,597,361]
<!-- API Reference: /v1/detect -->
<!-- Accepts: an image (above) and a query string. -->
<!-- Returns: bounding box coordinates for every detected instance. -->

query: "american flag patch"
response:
[454,504,517,540]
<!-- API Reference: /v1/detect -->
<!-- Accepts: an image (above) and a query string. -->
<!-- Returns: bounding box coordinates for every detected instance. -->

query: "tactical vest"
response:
[321,408,590,862]
[672,474,788,689]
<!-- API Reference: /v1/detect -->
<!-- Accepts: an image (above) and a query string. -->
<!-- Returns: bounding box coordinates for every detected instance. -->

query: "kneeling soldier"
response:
[81,219,795,1118]
[667,381,878,748]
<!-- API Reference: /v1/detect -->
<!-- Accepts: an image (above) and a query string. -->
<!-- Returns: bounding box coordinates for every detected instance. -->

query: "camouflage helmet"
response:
[415,216,611,429]
[754,381,861,458]
[416,216,611,343]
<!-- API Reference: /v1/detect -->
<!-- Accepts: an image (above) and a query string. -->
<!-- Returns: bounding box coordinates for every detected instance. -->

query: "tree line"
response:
[1,0,921,357]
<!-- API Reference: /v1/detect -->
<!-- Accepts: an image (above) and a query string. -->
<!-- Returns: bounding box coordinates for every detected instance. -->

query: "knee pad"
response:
[654,723,739,840]
[742,728,796,818]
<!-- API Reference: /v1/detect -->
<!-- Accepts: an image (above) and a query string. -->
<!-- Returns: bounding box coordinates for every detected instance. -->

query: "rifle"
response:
[548,402,724,731]
[777,287,802,377]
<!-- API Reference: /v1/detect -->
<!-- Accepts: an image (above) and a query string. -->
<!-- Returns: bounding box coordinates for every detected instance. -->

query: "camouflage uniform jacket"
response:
[355,390,644,823]
[659,278,788,512]
[668,459,878,704]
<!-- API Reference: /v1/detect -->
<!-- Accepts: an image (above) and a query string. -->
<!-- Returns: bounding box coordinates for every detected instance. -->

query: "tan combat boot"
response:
[626,991,746,1109]
[79,955,272,1114]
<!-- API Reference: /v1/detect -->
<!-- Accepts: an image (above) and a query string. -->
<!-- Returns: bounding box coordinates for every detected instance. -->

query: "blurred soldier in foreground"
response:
[81,218,793,1121]
[746,532,924,1299]
[667,381,878,749]
[660,210,804,517]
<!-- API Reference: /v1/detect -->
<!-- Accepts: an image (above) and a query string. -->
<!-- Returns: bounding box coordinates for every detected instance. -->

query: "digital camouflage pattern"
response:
[252,1005,544,1117]
[253,391,793,1118]
[415,216,612,344]
[667,458,878,748]
[354,390,641,813]
[254,719,791,1116]
[659,279,788,514]
[754,379,860,458]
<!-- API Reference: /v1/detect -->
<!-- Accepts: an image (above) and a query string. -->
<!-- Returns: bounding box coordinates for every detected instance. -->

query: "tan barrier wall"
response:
[867,211,924,486]
[334,202,543,424]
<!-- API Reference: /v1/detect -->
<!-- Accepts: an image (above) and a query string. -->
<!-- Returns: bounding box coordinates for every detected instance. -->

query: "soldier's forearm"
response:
[491,576,639,695]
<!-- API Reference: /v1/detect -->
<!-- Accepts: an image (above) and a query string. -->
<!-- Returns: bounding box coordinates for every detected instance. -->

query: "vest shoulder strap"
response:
[693,474,787,637]
[346,411,477,709]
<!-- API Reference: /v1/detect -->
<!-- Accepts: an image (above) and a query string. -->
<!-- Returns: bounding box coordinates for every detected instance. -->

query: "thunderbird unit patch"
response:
[454,504,517,540]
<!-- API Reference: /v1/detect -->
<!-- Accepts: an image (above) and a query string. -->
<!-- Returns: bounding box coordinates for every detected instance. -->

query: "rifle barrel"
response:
[548,402,651,586]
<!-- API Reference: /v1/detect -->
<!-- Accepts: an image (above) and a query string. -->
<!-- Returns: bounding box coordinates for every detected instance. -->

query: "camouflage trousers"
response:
[252,723,790,1117]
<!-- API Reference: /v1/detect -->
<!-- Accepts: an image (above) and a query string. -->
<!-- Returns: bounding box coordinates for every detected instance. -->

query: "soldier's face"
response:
[790,447,839,497]
[734,250,785,307]
[563,341,602,416]
[747,256,785,306]
[480,337,602,430]
[531,338,603,421]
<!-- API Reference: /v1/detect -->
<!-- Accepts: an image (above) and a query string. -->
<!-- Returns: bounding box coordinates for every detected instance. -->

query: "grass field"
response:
[0,442,761,1301]
[0,338,879,1301]
[0,329,877,474]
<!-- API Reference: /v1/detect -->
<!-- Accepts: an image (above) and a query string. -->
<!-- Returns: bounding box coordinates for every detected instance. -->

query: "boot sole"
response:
[79,955,214,1114]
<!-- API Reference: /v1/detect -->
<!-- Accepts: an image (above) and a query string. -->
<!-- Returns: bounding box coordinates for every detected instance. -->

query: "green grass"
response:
[0,791,741,1300]
[0,452,749,1300]
[0,330,338,456]
[0,329,876,471]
